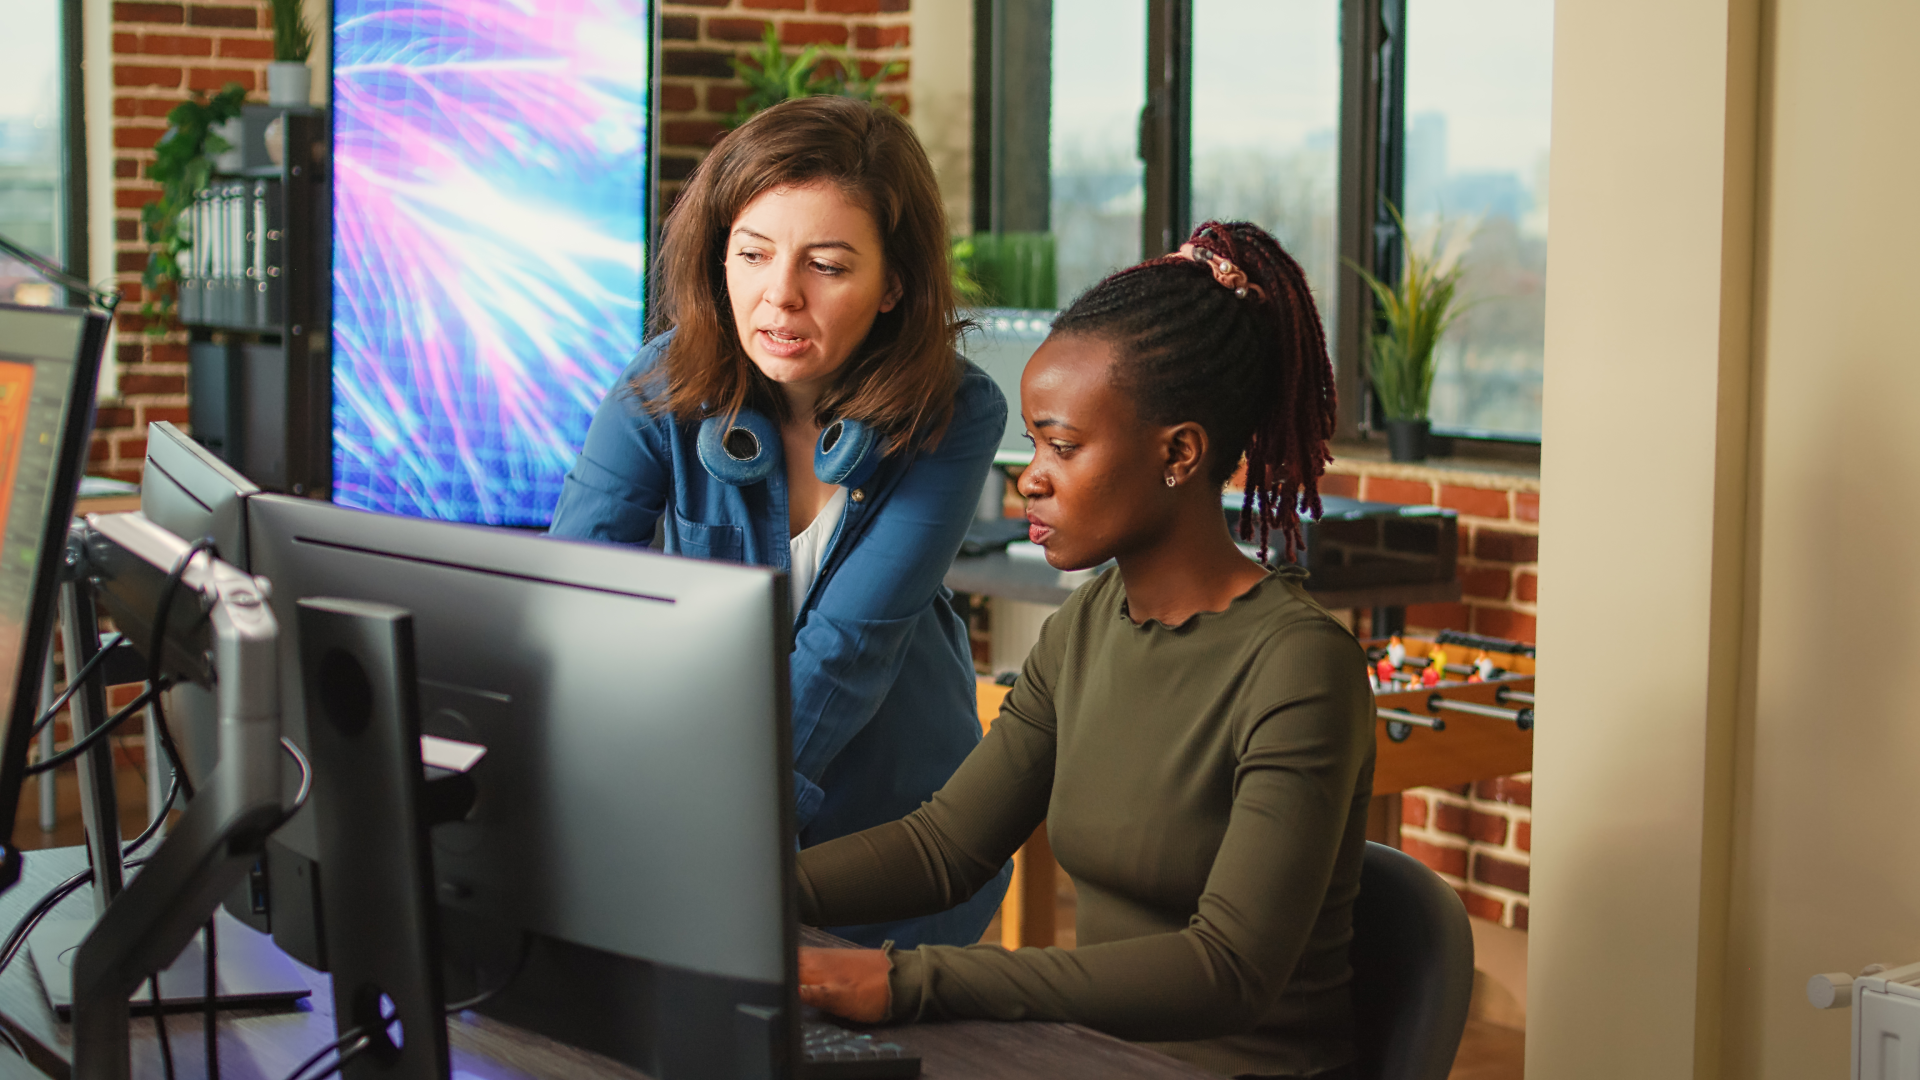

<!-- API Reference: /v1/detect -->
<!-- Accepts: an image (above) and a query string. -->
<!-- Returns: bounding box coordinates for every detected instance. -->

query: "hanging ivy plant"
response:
[139,83,248,330]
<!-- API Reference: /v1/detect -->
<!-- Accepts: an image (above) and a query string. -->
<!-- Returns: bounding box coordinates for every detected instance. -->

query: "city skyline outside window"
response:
[0,3,65,306]
[1191,0,1341,333]
[1050,0,1146,306]
[1405,0,1553,438]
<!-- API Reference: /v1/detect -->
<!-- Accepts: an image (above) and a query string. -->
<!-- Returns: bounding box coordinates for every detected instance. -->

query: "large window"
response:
[0,3,66,305]
[1191,0,1342,329]
[976,0,1552,447]
[1404,0,1553,439]
[1050,0,1146,303]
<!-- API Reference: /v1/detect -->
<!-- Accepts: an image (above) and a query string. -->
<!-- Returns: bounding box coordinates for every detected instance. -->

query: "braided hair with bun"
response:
[1048,220,1337,562]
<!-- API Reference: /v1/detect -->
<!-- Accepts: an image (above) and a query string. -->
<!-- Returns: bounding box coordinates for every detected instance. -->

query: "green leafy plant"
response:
[948,237,990,306]
[728,26,906,126]
[1346,205,1472,421]
[271,0,313,63]
[139,84,248,329]
[951,232,1056,309]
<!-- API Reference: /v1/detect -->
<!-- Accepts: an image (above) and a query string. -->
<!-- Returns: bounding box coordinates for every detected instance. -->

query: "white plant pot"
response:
[210,118,245,173]
[267,62,311,108]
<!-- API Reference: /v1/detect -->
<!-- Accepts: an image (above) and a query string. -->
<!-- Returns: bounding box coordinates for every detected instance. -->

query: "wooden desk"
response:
[947,548,1462,612]
[0,848,1209,1080]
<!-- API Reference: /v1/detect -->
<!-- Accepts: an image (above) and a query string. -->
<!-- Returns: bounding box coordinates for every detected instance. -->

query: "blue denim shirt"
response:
[548,336,1010,943]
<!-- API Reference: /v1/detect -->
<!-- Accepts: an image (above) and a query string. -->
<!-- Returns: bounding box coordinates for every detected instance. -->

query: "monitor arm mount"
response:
[62,512,286,1080]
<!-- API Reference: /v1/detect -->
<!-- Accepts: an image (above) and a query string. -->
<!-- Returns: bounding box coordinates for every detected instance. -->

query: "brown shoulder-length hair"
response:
[647,96,963,454]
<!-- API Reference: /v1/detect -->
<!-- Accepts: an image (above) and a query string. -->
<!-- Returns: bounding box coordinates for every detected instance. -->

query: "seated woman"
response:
[548,96,1010,948]
[793,221,1374,1080]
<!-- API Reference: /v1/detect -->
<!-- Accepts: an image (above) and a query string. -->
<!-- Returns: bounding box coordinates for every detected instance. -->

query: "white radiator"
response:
[1810,961,1920,1078]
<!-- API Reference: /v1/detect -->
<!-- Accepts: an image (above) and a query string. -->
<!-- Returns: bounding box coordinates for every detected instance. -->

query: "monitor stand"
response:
[27,906,311,1017]
[40,546,310,1018]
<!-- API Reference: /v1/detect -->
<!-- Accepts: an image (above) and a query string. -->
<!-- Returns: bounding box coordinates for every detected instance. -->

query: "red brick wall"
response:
[97,0,276,483]
[1319,460,1540,642]
[658,0,912,203]
[94,2,912,481]
[1325,450,1539,929]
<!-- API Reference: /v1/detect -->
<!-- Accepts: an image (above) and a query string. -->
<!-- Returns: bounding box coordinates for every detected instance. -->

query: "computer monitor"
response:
[140,420,265,807]
[140,420,260,568]
[959,307,1054,466]
[0,302,108,879]
[245,493,800,1078]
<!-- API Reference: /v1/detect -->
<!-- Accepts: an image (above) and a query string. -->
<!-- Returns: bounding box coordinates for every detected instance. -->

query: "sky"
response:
[1051,0,1554,177]
[0,1,61,125]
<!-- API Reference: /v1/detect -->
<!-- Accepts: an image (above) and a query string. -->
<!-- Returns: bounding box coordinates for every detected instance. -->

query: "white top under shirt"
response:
[788,485,849,612]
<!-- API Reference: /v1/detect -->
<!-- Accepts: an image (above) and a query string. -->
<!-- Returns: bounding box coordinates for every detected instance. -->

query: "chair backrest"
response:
[1350,841,1476,1080]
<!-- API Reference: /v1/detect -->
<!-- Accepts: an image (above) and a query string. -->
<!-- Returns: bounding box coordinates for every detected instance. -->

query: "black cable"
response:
[145,538,217,803]
[121,767,181,857]
[443,931,535,1014]
[0,857,150,979]
[150,972,175,1080]
[0,1020,24,1059]
[203,917,218,1080]
[302,1036,372,1080]
[268,737,313,833]
[23,679,172,775]
[30,632,126,736]
[279,1027,365,1080]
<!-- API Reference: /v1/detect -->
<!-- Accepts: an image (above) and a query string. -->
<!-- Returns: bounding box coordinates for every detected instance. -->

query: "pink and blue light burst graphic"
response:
[332,0,650,525]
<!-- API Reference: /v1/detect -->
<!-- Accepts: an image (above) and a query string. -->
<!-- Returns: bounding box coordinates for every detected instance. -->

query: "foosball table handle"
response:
[1427,694,1535,731]
[1377,707,1445,742]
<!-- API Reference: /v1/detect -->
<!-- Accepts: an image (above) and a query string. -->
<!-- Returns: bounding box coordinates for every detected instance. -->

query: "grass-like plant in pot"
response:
[268,0,314,106]
[728,26,905,127]
[1348,206,1471,462]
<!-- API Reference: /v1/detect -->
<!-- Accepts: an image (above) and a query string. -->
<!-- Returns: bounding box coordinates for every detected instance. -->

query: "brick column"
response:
[102,0,274,482]
[658,0,912,205]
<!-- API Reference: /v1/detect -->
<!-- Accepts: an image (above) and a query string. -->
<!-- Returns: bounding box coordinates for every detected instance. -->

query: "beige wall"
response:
[1534,0,1920,1075]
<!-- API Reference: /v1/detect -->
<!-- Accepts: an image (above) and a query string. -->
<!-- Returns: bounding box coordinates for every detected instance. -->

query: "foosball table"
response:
[975,628,1537,949]
[1367,629,1534,795]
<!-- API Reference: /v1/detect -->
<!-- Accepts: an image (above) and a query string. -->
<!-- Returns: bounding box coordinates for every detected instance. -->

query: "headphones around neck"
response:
[696,410,882,490]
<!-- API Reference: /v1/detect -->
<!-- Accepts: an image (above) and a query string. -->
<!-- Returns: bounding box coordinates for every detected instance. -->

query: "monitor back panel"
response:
[246,494,793,986]
[140,421,259,569]
[959,308,1053,463]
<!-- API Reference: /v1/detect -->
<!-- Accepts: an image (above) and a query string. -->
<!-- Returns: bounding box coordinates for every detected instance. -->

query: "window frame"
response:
[974,0,1543,458]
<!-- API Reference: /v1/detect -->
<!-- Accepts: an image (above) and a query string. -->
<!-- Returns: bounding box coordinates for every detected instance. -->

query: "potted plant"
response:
[1349,207,1471,462]
[268,0,314,107]
[728,26,905,126]
[140,84,249,328]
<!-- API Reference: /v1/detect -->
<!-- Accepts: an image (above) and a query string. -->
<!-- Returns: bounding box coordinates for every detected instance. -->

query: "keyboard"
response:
[801,1020,921,1078]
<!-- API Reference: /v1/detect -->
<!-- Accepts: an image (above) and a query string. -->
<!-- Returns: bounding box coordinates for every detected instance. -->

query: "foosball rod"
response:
[1496,687,1535,705]
[1376,707,1445,743]
[1426,695,1534,731]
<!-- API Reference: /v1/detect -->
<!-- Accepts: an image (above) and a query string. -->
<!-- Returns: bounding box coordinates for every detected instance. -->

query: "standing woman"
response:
[794,221,1374,1079]
[549,96,1010,949]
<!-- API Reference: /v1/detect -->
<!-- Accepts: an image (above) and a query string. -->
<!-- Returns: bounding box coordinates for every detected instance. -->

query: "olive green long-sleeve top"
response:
[796,567,1376,1078]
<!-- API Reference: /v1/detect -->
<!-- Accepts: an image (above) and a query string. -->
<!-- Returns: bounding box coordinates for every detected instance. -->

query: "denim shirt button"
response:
[850,488,865,503]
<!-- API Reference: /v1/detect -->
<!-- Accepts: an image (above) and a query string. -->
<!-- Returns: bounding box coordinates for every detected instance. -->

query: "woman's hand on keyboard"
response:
[798,946,892,1024]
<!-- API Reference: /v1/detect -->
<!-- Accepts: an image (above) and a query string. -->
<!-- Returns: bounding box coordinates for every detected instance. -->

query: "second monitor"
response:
[245,493,800,1079]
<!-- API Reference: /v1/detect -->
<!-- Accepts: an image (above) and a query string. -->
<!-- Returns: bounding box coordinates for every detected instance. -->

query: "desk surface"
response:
[948,548,1463,611]
[0,848,1211,1080]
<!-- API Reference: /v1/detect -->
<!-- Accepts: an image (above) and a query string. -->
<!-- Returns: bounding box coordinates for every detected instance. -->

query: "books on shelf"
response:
[177,177,283,329]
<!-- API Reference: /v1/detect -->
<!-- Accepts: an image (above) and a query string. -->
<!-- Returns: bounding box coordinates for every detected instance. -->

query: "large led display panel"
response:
[332,0,651,525]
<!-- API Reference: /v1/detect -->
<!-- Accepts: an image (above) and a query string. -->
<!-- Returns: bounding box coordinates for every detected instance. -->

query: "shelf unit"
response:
[182,104,330,498]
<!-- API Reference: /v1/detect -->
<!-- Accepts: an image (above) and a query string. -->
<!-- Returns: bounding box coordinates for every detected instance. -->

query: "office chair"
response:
[1350,841,1476,1080]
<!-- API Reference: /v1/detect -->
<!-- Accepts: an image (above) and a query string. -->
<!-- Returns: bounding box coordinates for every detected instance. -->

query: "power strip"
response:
[1810,961,1920,1078]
